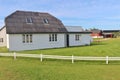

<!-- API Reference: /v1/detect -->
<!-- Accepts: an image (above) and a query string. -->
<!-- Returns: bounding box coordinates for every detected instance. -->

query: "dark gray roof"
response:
[5,10,67,34]
[65,26,84,32]
[65,26,91,34]
[103,30,120,33]
[68,31,92,34]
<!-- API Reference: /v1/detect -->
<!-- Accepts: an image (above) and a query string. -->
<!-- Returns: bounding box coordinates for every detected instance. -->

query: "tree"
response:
[89,27,100,31]
[113,31,120,38]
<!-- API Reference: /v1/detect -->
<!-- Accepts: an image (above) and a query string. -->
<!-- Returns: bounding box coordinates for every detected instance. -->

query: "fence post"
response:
[40,54,43,62]
[14,52,16,60]
[106,56,109,64]
[72,55,74,63]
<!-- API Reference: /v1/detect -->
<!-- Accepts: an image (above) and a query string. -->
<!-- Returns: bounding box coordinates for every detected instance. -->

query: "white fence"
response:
[1,53,120,64]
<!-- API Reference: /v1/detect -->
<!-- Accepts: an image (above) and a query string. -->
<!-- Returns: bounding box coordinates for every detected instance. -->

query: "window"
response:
[0,38,3,43]
[26,17,33,23]
[23,34,25,43]
[49,34,57,42]
[43,18,49,24]
[75,34,80,41]
[52,34,54,41]
[26,34,29,43]
[22,34,32,43]
[30,34,32,43]
[55,34,57,41]
[49,34,52,41]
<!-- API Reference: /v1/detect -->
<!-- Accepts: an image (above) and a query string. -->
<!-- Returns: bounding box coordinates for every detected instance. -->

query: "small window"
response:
[43,19,49,24]
[1,38,3,42]
[52,34,54,41]
[23,34,25,43]
[26,34,29,43]
[30,34,32,43]
[49,34,57,42]
[75,34,80,41]
[0,38,3,43]
[22,34,32,43]
[49,34,52,41]
[55,34,57,41]
[26,17,33,23]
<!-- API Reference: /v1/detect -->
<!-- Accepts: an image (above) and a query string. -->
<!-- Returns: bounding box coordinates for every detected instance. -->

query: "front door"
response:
[66,34,69,47]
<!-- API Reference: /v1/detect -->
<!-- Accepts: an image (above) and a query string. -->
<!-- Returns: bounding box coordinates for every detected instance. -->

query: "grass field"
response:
[0,38,120,80]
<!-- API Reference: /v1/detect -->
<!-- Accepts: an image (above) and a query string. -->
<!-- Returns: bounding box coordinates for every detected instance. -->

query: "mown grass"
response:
[1,57,120,80]
[0,38,120,80]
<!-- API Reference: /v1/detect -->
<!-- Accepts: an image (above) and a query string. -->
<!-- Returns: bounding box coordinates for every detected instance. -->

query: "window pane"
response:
[26,17,33,23]
[75,35,77,40]
[23,34,25,43]
[0,38,1,42]
[77,35,79,40]
[78,35,79,40]
[55,34,57,41]
[26,34,29,43]
[49,34,52,41]
[30,34,32,43]
[1,38,3,42]
[75,35,79,41]
[52,34,54,41]
[43,19,49,24]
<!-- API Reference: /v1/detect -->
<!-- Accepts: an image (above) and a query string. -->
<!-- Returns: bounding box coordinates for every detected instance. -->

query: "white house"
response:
[66,26,93,47]
[0,10,92,51]
[0,27,7,47]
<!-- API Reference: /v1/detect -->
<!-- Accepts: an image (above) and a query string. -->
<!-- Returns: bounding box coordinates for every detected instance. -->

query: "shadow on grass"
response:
[90,42,107,46]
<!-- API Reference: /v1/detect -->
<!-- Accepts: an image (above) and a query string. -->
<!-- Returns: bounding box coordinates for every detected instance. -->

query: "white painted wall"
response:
[81,34,93,45]
[0,27,7,47]
[69,34,92,46]
[8,34,66,51]
[6,34,9,48]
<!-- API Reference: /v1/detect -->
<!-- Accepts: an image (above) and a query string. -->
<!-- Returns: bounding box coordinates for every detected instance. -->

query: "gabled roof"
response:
[65,26,84,32]
[5,10,67,34]
[0,26,5,31]
[65,26,91,34]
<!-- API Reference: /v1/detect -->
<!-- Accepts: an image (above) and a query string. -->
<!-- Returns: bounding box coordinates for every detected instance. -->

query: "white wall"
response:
[81,34,93,45]
[8,34,66,51]
[0,27,7,47]
[69,34,92,46]
[6,34,9,48]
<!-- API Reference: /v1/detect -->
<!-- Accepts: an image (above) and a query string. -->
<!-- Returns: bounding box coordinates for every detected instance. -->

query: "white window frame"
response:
[49,34,57,42]
[26,17,33,23]
[43,18,49,24]
[75,34,81,41]
[22,34,33,43]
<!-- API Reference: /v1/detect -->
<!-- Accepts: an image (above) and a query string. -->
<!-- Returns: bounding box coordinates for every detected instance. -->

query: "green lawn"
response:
[0,38,120,80]
[1,57,120,80]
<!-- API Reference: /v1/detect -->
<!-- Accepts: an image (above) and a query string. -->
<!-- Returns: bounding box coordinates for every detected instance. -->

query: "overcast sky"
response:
[1,0,120,30]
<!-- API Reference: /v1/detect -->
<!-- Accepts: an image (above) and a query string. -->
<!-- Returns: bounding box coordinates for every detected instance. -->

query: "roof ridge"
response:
[16,10,49,14]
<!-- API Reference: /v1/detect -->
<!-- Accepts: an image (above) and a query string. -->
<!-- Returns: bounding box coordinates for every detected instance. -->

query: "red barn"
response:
[91,30,103,38]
